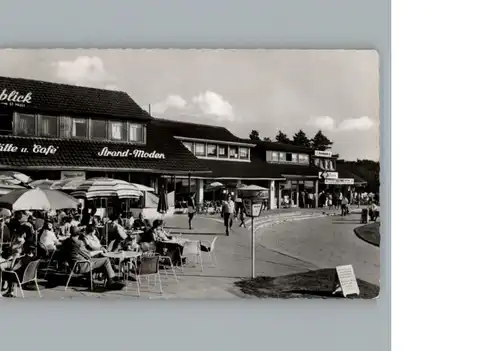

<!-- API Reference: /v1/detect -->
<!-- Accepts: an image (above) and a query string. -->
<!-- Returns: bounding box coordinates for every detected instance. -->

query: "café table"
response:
[103,251,142,282]
[157,238,198,266]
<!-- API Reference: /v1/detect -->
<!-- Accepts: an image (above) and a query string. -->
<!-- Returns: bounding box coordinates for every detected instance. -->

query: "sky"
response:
[0,49,379,161]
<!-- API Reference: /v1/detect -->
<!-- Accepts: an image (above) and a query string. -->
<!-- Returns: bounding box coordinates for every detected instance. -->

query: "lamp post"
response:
[238,185,269,278]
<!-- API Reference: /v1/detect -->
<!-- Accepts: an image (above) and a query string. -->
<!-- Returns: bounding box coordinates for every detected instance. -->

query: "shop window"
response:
[129,123,145,143]
[271,151,279,162]
[218,145,228,158]
[14,113,36,136]
[239,147,249,160]
[72,118,88,138]
[291,153,298,162]
[91,119,107,140]
[110,121,126,141]
[299,153,309,164]
[195,143,206,156]
[38,115,58,137]
[279,152,286,162]
[207,144,217,157]
[182,141,193,153]
[314,158,321,168]
[285,153,293,162]
[229,146,238,159]
[59,117,72,138]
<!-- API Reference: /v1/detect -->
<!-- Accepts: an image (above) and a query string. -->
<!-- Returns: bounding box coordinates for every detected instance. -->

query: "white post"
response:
[251,199,255,278]
[268,180,276,209]
[196,179,204,205]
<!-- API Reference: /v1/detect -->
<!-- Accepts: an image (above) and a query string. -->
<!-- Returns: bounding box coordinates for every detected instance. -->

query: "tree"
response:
[311,130,333,150]
[263,137,272,142]
[249,130,261,141]
[292,129,311,147]
[275,130,292,144]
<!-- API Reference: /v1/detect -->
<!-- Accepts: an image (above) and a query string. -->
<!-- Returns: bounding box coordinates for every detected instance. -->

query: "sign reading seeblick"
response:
[97,147,165,159]
[0,89,32,107]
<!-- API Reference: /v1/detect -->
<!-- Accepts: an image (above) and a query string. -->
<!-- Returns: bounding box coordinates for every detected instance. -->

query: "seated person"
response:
[107,215,128,251]
[125,213,135,230]
[59,216,72,239]
[138,220,158,253]
[67,226,123,290]
[39,221,60,252]
[1,246,36,297]
[133,213,147,230]
[70,215,81,228]
[82,224,105,255]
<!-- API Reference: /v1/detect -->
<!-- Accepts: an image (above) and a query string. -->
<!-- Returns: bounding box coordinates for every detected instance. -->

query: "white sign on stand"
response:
[333,264,360,297]
[243,199,263,217]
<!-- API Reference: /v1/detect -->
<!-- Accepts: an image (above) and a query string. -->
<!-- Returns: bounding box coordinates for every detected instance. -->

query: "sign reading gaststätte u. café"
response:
[0,143,58,155]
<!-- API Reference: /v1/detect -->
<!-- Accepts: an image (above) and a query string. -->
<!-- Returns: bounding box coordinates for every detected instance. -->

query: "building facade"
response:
[0,76,210,196]
[1,76,367,211]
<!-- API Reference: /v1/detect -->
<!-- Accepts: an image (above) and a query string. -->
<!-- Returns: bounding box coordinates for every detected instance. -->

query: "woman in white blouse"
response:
[39,222,60,252]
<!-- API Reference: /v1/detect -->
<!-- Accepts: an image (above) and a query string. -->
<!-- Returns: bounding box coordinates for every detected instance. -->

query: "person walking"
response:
[341,196,349,216]
[237,201,247,228]
[222,196,235,235]
[187,193,196,230]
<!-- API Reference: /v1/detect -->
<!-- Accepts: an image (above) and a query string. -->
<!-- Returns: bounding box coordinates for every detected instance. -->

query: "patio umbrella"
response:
[0,187,80,212]
[51,178,86,191]
[70,177,143,199]
[132,183,155,192]
[29,179,56,189]
[209,181,224,188]
[0,182,24,196]
[0,171,32,185]
[157,186,168,214]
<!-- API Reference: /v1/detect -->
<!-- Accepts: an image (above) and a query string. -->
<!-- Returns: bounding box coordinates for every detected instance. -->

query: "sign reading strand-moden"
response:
[97,147,165,159]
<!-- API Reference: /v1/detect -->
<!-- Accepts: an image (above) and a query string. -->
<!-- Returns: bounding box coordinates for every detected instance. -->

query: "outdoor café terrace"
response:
[0,173,221,298]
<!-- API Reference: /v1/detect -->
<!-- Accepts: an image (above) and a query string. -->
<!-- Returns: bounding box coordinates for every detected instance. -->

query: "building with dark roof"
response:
[0,76,210,194]
[0,75,366,211]
[153,119,365,209]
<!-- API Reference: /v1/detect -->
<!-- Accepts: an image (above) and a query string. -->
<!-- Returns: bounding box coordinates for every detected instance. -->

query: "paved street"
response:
[256,212,380,285]
[2,209,379,299]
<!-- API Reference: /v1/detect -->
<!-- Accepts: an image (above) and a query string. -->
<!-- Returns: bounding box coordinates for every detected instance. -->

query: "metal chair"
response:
[135,253,162,297]
[179,240,203,272]
[200,237,218,267]
[4,258,42,298]
[65,259,95,291]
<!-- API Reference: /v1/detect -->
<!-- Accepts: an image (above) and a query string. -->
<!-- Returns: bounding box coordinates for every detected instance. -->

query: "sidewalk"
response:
[9,215,317,300]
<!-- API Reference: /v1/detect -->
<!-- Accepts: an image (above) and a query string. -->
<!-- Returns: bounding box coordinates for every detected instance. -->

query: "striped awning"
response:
[71,177,143,199]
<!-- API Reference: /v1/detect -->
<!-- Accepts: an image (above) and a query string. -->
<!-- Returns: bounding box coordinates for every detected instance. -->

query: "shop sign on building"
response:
[314,150,332,158]
[325,178,354,185]
[319,171,338,179]
[61,171,86,181]
[0,143,58,155]
[97,147,165,159]
[0,88,33,107]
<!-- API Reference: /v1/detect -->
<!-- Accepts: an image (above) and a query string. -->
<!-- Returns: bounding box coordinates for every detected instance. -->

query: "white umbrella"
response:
[0,188,80,211]
[71,177,143,199]
[0,171,32,185]
[50,178,86,191]
[209,181,224,188]
[132,183,155,192]
[29,179,56,189]
[0,182,25,196]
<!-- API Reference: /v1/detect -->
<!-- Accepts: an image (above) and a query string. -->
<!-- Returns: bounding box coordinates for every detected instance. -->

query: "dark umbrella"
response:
[157,186,168,214]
